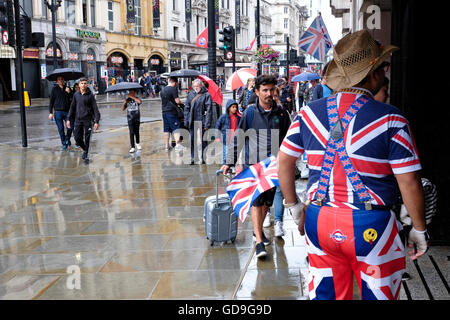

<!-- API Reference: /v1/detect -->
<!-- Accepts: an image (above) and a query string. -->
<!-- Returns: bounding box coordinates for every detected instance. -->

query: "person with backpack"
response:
[121,89,142,153]
[221,74,291,259]
[215,99,241,165]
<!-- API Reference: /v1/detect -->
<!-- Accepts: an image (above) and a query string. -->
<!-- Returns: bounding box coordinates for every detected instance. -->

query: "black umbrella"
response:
[169,69,201,78]
[46,68,85,81]
[104,82,143,93]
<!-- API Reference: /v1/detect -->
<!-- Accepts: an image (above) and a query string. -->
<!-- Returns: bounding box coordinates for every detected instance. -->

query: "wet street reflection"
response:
[0,110,310,300]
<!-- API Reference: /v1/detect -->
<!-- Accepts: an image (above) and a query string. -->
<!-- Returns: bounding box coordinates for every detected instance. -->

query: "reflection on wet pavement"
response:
[0,121,310,300]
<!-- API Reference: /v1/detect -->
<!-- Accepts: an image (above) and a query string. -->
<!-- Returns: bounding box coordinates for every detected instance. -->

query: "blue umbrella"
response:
[292,72,321,82]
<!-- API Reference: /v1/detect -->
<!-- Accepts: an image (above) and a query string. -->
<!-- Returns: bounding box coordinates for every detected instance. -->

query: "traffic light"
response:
[0,0,15,46]
[19,14,31,48]
[289,49,298,64]
[298,55,306,67]
[219,26,234,60]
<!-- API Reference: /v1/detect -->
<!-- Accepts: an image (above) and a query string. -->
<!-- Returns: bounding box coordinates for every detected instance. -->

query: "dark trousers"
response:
[190,127,207,162]
[128,118,140,148]
[54,111,73,146]
[74,120,93,154]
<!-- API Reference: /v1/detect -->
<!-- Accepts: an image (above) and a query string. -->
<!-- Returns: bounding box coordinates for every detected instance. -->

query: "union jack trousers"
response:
[305,204,406,300]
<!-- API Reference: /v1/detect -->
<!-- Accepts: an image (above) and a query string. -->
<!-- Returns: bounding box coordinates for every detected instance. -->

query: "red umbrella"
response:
[198,74,223,106]
[226,68,257,91]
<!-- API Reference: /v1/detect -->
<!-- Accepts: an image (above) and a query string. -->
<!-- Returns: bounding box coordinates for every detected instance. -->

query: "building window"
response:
[227,0,229,9]
[246,0,248,16]
[173,0,176,11]
[82,0,87,24]
[221,0,224,8]
[19,0,32,17]
[108,1,113,31]
[284,7,288,14]
[65,0,76,25]
[41,1,47,19]
[284,18,288,29]
[173,26,178,40]
[134,0,141,35]
[90,0,95,26]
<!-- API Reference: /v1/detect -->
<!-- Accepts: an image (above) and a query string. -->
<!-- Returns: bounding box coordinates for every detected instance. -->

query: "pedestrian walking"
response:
[121,89,142,153]
[277,30,428,300]
[215,99,241,165]
[160,76,183,151]
[184,79,213,164]
[279,76,294,113]
[221,74,291,259]
[313,62,332,101]
[67,78,101,164]
[48,76,72,150]
[237,78,255,113]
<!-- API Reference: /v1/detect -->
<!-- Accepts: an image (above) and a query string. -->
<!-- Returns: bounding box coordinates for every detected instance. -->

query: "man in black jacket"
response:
[48,76,72,150]
[67,78,101,163]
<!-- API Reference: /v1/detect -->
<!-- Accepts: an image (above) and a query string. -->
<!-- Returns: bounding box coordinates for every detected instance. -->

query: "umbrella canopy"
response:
[104,82,143,93]
[226,68,257,91]
[169,69,201,78]
[46,68,85,81]
[198,75,223,106]
[292,72,321,82]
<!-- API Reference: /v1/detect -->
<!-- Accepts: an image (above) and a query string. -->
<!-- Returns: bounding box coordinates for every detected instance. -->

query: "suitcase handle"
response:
[215,169,233,208]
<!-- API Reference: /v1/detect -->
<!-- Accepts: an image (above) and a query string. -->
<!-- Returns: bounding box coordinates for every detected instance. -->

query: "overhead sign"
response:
[76,29,101,39]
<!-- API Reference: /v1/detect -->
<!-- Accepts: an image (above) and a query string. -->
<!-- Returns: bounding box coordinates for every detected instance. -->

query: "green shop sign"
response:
[76,29,101,39]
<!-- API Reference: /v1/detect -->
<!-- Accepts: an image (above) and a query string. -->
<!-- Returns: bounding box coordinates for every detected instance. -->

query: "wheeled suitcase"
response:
[204,170,238,246]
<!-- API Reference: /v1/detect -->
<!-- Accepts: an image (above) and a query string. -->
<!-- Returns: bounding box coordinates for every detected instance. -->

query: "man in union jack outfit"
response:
[278,30,429,300]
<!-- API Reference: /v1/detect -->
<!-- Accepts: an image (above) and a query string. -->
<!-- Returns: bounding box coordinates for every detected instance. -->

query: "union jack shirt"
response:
[280,91,421,207]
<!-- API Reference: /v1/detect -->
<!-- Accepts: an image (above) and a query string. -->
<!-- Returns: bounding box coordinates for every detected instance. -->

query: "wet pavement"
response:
[0,96,448,300]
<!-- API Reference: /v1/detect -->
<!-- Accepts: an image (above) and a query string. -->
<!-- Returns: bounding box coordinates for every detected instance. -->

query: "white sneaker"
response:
[136,143,142,150]
[274,221,285,237]
[129,148,135,153]
[263,210,271,228]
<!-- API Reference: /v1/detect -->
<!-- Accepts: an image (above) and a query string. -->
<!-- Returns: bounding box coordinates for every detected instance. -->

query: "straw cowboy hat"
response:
[325,29,399,91]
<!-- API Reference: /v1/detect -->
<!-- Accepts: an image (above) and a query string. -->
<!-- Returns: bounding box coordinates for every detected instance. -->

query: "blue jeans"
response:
[54,111,73,146]
[274,186,284,223]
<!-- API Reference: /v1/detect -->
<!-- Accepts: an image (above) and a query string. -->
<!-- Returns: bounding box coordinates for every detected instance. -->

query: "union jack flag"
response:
[226,156,279,222]
[298,15,333,62]
[245,37,256,51]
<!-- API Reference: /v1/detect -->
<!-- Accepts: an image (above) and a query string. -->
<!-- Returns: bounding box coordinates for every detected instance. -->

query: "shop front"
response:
[107,52,129,84]
[148,54,165,75]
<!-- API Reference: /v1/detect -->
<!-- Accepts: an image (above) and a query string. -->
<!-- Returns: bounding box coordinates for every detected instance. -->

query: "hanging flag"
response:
[226,156,279,222]
[245,37,256,51]
[298,15,333,62]
[126,0,135,23]
[196,27,208,48]
[153,0,160,28]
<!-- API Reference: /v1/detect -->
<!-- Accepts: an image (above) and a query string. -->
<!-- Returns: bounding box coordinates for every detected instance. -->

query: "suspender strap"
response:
[315,94,373,208]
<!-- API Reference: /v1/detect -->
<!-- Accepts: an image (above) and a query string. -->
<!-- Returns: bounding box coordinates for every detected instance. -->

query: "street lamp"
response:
[44,0,62,69]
